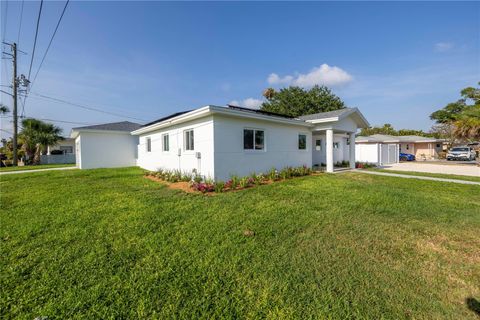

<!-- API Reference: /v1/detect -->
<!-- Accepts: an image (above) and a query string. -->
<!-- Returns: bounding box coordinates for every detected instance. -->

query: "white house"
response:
[130,105,369,180]
[71,121,142,169]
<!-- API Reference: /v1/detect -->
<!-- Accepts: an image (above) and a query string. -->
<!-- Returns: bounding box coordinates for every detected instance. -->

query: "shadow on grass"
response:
[466,297,480,316]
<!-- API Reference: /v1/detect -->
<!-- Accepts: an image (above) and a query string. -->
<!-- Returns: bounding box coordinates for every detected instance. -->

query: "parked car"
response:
[446,146,476,161]
[399,153,415,161]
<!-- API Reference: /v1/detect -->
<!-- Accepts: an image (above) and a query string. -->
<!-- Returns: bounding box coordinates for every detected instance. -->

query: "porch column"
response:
[326,129,334,173]
[349,132,356,169]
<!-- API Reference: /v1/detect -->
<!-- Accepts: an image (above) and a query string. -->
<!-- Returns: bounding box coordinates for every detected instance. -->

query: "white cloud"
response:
[267,64,353,88]
[229,98,263,109]
[434,42,454,52]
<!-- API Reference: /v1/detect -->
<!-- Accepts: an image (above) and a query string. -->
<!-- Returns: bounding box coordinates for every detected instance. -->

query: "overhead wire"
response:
[29,92,148,122]
[27,0,44,80]
[30,0,70,90]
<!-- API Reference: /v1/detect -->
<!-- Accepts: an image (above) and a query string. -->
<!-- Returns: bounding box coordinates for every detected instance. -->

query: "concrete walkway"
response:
[0,166,78,175]
[357,170,480,185]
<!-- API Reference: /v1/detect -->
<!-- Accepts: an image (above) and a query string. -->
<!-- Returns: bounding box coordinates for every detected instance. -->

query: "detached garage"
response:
[355,135,399,165]
[71,121,141,169]
[356,134,446,165]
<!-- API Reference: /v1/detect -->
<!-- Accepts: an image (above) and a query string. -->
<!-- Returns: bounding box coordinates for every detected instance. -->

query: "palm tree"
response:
[453,105,480,165]
[453,105,480,141]
[20,118,63,164]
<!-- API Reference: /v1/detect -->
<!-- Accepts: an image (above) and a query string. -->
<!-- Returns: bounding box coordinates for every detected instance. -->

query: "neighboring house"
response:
[71,121,142,169]
[47,137,76,155]
[39,137,77,165]
[130,105,369,180]
[355,134,445,165]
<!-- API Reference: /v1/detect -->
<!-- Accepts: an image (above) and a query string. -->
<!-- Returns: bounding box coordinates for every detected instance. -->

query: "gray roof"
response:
[356,134,444,143]
[298,108,353,121]
[73,121,142,132]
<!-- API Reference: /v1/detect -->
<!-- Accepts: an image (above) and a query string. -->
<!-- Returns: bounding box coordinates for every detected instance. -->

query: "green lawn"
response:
[1,167,479,319]
[0,163,75,172]
[368,168,480,183]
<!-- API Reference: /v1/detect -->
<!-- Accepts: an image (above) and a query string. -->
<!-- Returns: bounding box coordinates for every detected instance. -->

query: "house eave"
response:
[131,105,312,135]
[70,129,133,139]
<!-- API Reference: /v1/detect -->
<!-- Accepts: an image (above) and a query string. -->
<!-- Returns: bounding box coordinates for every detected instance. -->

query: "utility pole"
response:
[12,42,18,166]
[2,42,27,166]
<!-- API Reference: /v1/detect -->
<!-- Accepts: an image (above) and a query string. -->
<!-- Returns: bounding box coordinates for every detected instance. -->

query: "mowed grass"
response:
[0,163,75,172]
[1,167,479,319]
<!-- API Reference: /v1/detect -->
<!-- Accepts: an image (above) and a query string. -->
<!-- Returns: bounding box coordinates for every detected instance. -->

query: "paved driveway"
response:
[382,162,480,177]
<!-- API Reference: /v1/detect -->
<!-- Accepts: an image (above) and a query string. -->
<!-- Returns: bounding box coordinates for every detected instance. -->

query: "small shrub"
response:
[214,181,225,193]
[267,168,278,181]
[181,172,192,182]
[193,174,203,183]
[230,175,240,189]
[239,177,250,188]
[355,162,376,169]
[192,182,215,193]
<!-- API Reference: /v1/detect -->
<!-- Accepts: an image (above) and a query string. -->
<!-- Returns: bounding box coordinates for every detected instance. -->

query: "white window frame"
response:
[243,128,266,152]
[298,133,308,151]
[146,137,152,153]
[162,133,169,152]
[184,129,194,152]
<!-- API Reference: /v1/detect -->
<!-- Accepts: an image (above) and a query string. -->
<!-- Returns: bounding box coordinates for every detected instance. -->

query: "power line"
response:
[17,0,24,45]
[1,114,96,126]
[27,0,44,80]
[1,1,10,92]
[30,0,70,90]
[30,92,147,122]
[1,0,8,43]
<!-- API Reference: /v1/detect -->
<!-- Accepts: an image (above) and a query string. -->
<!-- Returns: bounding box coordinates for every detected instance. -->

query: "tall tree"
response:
[260,85,345,117]
[430,82,480,143]
[20,118,63,164]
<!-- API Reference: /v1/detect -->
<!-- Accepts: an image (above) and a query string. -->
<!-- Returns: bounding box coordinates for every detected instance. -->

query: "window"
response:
[298,134,307,150]
[146,137,151,152]
[315,139,322,151]
[244,129,264,150]
[60,146,73,154]
[333,142,339,149]
[162,134,169,152]
[184,129,194,151]
[406,144,409,150]
[436,143,441,148]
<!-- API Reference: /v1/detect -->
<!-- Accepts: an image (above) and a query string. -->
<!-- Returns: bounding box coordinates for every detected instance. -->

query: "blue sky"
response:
[1,1,479,139]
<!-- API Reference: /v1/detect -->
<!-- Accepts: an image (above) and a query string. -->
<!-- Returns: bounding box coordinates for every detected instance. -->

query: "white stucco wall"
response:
[212,115,312,181]
[76,131,138,169]
[136,116,215,178]
[355,143,379,164]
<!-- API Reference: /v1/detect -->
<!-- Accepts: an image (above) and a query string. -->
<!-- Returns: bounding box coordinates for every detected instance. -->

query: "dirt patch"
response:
[145,175,201,194]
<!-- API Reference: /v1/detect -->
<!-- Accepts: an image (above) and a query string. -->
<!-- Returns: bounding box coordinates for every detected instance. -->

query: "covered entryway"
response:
[300,108,370,173]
